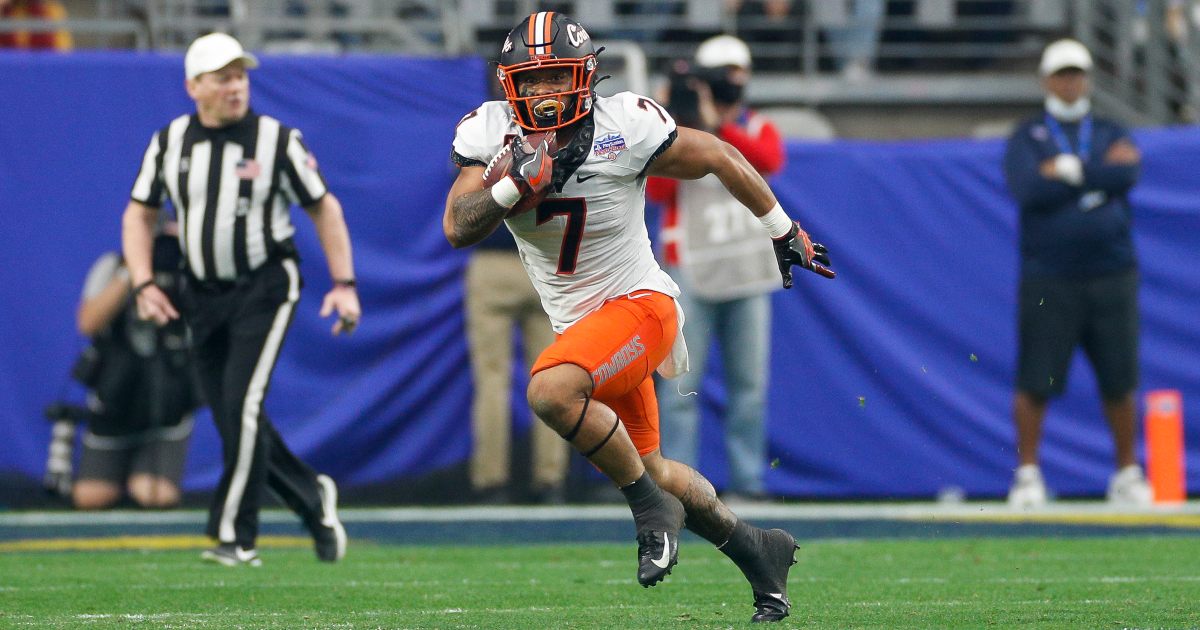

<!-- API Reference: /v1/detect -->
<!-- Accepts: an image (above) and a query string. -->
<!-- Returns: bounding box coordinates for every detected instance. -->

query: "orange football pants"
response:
[531,291,678,455]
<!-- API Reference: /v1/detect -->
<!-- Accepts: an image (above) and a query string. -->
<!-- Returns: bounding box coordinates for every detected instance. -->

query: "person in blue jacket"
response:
[1002,39,1151,509]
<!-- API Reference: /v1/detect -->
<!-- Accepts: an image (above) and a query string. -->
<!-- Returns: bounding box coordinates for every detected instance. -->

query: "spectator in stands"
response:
[649,35,785,504]
[0,0,72,50]
[64,221,200,509]
[1160,0,1197,122]
[465,226,569,505]
[1003,39,1151,509]
[823,0,885,80]
[729,0,801,72]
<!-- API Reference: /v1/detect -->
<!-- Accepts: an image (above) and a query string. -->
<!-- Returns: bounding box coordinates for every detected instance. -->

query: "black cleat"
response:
[751,589,792,623]
[200,543,262,567]
[636,529,679,587]
[633,491,686,587]
[311,474,347,562]
[744,529,799,623]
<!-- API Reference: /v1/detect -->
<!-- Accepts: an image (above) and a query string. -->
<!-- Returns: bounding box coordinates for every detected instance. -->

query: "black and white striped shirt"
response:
[130,111,327,282]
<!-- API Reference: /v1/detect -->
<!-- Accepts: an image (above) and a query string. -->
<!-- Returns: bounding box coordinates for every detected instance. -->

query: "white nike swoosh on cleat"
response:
[650,533,672,569]
[766,592,784,600]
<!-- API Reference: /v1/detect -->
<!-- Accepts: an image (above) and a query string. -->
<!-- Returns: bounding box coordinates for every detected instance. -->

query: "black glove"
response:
[507,135,555,196]
[772,222,835,288]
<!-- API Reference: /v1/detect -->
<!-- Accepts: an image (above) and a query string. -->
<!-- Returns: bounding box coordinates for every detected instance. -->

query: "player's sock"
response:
[621,472,674,526]
[717,519,759,564]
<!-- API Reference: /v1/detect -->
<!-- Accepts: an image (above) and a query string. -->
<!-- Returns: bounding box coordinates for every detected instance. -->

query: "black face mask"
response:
[707,76,745,105]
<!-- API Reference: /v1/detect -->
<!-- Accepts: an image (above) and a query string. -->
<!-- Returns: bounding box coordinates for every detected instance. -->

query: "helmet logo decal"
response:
[567,24,590,48]
[502,35,513,54]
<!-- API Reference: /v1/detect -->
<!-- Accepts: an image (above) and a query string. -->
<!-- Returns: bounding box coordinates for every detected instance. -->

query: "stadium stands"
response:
[15,0,1196,137]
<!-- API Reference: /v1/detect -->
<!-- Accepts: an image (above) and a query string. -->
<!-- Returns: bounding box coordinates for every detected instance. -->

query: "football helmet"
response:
[497,11,598,131]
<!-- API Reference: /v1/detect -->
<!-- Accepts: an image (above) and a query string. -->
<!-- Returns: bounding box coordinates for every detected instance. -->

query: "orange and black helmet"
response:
[497,12,598,131]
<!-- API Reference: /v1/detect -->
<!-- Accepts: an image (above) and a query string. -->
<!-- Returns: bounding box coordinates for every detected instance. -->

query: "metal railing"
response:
[1073,0,1200,126]
[134,0,452,53]
[4,0,1195,124]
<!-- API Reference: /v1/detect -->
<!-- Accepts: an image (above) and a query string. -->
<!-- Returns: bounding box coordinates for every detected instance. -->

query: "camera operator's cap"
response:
[695,34,752,70]
[185,32,258,80]
[1039,38,1092,76]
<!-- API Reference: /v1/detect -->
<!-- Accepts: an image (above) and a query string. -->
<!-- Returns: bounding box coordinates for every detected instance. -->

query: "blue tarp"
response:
[1,52,1197,499]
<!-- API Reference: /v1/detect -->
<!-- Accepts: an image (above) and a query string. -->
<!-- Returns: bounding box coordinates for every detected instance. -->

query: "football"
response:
[482,131,558,217]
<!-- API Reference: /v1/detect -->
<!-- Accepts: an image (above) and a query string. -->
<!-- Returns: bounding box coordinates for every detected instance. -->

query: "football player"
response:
[443,12,834,623]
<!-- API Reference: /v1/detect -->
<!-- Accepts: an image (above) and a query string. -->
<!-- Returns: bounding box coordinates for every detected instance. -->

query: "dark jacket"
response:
[1003,111,1140,279]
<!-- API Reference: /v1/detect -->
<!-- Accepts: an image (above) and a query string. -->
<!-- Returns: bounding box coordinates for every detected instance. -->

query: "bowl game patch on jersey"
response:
[594,133,627,161]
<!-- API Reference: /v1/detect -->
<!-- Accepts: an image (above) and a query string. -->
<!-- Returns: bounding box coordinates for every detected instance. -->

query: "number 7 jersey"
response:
[452,92,682,334]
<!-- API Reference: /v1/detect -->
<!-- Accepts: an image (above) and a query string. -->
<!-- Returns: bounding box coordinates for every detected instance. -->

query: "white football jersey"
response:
[453,92,681,334]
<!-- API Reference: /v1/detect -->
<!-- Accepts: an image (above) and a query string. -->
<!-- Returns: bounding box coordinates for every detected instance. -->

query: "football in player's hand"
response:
[482,131,557,217]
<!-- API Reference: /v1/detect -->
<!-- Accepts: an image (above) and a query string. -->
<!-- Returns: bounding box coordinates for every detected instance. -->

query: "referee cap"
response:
[695,34,752,70]
[186,33,259,80]
[1039,39,1092,76]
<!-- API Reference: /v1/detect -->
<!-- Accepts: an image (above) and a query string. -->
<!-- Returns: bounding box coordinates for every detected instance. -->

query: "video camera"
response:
[664,58,728,129]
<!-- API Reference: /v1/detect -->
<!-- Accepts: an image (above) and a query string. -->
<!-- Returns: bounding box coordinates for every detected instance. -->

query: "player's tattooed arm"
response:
[647,127,776,218]
[443,165,506,248]
[449,189,508,247]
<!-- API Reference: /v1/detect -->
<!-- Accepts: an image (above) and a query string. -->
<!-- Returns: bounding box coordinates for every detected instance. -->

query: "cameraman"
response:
[649,35,786,503]
[66,220,200,509]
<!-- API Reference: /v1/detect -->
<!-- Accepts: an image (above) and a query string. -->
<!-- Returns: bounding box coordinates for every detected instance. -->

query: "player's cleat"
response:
[1007,464,1048,509]
[636,529,678,587]
[739,529,798,623]
[201,543,262,567]
[311,474,347,562]
[633,490,686,587]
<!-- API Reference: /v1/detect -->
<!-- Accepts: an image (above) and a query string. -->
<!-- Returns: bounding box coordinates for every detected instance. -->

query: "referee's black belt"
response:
[184,256,295,294]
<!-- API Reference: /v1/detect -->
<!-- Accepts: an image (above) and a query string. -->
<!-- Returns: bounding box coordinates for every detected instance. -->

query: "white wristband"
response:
[758,203,794,239]
[490,176,522,209]
[1053,154,1084,187]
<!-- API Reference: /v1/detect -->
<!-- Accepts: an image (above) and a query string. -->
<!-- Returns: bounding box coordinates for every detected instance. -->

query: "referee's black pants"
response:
[181,258,323,549]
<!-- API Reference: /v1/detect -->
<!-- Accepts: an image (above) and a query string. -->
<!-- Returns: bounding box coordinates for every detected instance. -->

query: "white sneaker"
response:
[1107,465,1154,507]
[313,474,347,562]
[1007,464,1048,509]
[201,544,262,567]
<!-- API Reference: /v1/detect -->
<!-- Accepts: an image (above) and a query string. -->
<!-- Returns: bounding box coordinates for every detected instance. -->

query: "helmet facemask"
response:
[498,56,597,131]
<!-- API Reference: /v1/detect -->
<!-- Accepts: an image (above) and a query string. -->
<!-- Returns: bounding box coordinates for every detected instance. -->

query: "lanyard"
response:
[1044,113,1092,159]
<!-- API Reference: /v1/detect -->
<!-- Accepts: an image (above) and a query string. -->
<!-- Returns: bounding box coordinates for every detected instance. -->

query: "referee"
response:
[121,33,358,566]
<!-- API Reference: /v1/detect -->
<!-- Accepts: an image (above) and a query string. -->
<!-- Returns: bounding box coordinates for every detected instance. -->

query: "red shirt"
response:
[648,109,785,265]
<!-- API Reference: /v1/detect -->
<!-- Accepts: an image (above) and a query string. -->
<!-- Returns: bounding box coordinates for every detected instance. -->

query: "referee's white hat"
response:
[185,33,259,80]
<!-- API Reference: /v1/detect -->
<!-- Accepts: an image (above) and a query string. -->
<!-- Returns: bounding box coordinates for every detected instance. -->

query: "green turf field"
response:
[3,536,1198,629]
